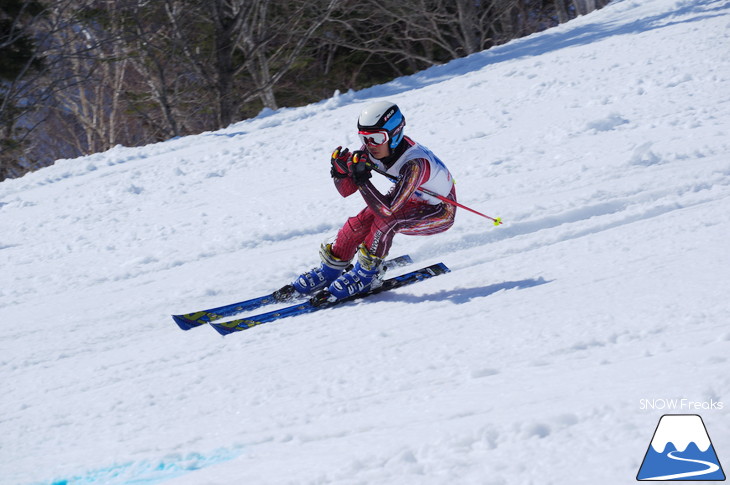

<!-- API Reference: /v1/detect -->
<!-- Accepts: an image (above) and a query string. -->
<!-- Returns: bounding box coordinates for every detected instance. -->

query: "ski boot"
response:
[290,243,350,296]
[324,245,384,302]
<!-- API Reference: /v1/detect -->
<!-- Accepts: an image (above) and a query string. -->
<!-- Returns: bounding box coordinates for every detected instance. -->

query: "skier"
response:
[291,100,457,303]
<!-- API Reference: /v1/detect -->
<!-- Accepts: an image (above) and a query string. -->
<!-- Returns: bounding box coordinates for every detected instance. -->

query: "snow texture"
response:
[1,0,729,483]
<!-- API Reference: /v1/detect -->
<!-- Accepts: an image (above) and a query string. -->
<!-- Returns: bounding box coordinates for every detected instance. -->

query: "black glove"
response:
[348,150,372,185]
[330,146,350,179]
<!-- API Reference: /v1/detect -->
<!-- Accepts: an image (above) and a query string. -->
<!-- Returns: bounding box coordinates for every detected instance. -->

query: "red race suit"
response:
[331,136,457,259]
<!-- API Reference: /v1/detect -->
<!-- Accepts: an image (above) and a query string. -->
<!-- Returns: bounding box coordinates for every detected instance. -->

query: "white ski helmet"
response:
[357,100,406,150]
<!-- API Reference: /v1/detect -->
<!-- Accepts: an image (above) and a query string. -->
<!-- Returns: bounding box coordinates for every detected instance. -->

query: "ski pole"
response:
[367,164,503,226]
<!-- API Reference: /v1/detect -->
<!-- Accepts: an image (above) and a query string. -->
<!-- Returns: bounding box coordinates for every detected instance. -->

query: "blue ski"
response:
[210,262,450,336]
[172,254,413,330]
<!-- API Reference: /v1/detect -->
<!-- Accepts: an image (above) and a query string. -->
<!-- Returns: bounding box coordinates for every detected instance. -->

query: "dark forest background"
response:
[1,0,609,181]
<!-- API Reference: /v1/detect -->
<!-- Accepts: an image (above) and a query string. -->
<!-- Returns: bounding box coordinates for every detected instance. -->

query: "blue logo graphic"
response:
[637,414,726,481]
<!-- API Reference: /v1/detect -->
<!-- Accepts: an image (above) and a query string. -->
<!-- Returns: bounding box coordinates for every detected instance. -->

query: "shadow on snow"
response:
[378,277,552,305]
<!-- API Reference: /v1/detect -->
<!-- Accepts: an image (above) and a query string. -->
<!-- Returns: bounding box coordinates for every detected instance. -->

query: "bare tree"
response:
[210,0,250,127]
[1,0,53,180]
[1,1,145,171]
[121,0,212,140]
[44,1,131,155]
[323,0,520,76]
[134,0,342,130]
[554,0,571,24]
[234,0,341,112]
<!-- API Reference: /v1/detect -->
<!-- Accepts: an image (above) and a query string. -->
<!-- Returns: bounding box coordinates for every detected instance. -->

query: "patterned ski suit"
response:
[331,136,457,260]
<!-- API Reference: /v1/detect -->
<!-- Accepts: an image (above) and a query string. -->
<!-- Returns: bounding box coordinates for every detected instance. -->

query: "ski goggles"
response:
[358,129,389,147]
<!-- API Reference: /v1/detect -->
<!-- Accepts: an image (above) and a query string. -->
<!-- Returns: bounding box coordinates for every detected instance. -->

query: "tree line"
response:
[1,0,609,182]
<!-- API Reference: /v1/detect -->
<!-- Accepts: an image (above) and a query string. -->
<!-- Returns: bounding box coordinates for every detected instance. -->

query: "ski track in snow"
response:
[2,0,730,484]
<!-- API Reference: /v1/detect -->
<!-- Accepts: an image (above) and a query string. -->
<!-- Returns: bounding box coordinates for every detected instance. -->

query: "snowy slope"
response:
[2,0,730,483]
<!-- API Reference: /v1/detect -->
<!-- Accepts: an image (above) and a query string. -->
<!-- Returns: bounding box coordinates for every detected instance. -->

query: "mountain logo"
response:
[637,414,726,481]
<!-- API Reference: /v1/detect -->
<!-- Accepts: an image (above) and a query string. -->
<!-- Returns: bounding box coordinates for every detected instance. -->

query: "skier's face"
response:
[366,142,390,160]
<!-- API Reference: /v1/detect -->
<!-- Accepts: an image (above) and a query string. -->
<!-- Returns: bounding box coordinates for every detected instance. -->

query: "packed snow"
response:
[2,0,729,483]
